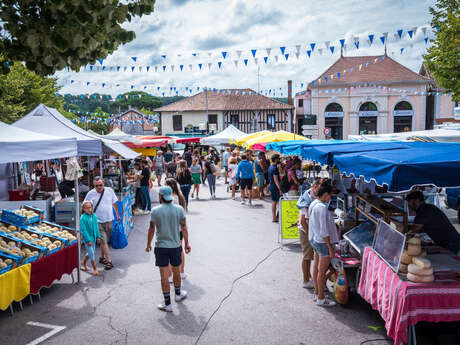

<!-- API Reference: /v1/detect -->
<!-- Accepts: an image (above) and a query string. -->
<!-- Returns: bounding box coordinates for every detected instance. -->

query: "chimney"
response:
[287,80,293,105]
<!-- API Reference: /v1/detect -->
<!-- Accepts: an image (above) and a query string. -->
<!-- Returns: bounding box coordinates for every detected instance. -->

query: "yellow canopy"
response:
[245,131,308,149]
[129,147,158,156]
[232,130,270,146]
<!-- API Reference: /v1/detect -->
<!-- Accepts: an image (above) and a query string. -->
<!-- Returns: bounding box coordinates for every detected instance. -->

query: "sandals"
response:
[104,261,114,270]
[99,257,108,265]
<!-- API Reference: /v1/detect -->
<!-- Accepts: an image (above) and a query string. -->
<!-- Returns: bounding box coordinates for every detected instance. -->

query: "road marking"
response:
[26,322,66,345]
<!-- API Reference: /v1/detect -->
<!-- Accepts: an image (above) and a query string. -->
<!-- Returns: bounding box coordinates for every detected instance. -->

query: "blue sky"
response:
[56,0,437,97]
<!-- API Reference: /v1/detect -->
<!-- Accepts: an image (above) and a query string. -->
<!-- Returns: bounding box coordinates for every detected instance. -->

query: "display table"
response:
[0,264,31,311]
[30,243,78,295]
[358,247,460,345]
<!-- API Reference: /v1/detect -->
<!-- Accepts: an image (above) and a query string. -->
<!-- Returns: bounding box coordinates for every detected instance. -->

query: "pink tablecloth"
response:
[358,247,460,345]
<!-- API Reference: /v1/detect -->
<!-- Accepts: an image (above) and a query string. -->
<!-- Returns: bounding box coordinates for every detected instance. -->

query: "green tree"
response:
[0,57,71,123]
[111,91,162,113]
[424,0,460,101]
[0,1,155,76]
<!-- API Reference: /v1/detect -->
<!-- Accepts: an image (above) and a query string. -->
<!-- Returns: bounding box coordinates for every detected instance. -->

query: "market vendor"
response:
[406,191,460,256]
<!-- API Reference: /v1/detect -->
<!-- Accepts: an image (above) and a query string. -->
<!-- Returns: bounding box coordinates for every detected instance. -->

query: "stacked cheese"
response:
[399,237,423,273]
[407,257,434,283]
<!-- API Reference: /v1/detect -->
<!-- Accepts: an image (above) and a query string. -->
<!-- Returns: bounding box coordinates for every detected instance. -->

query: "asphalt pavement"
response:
[0,180,446,345]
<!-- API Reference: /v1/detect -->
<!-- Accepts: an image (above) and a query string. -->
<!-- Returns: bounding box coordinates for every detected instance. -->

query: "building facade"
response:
[155,89,294,136]
[110,109,156,135]
[295,55,439,139]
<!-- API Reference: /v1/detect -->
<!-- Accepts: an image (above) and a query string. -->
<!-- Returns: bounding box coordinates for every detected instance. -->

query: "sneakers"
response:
[241,200,246,205]
[313,295,317,303]
[180,273,187,280]
[302,280,315,289]
[175,290,188,302]
[143,210,151,215]
[157,303,173,312]
[196,196,200,200]
[316,298,336,307]
[232,196,236,200]
[248,201,252,206]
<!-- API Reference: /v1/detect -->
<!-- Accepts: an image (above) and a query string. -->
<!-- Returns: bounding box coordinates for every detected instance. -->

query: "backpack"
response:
[280,173,292,194]
[210,163,217,174]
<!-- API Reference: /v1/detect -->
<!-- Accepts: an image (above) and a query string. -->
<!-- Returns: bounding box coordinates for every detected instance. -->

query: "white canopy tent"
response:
[13,104,139,159]
[200,125,246,145]
[100,127,142,145]
[349,128,460,143]
[0,121,78,164]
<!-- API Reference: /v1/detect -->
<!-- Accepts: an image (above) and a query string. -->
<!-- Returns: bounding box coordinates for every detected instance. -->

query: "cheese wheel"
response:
[408,264,433,276]
[407,272,434,283]
[399,263,408,273]
[407,237,421,245]
[412,256,431,268]
[401,251,413,265]
[407,244,422,256]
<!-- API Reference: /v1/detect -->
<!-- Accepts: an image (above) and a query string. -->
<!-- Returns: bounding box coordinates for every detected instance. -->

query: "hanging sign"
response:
[393,110,414,116]
[358,111,378,117]
[280,198,300,241]
[324,111,344,118]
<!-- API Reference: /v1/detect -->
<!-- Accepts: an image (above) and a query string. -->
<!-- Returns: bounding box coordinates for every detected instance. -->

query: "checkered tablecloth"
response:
[358,246,460,345]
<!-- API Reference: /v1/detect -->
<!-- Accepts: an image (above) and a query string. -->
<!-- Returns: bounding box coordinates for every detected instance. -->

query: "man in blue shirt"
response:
[222,147,231,184]
[236,154,255,205]
[146,186,191,312]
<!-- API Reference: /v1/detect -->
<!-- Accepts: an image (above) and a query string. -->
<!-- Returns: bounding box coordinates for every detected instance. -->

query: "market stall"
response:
[232,130,270,147]
[244,130,308,149]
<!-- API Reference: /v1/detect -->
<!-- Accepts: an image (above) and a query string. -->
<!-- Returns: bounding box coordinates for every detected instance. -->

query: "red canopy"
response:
[123,136,173,148]
[174,137,202,144]
[251,142,267,152]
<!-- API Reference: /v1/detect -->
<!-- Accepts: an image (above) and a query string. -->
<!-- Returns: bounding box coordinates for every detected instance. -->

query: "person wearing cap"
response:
[406,191,460,255]
[146,186,191,312]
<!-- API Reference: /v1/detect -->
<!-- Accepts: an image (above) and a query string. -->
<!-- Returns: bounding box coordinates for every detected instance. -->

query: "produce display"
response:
[31,223,77,242]
[0,258,13,269]
[13,208,40,220]
[0,222,18,234]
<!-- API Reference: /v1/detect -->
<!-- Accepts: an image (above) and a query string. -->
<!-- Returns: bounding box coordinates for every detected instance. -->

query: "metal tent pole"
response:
[74,167,81,283]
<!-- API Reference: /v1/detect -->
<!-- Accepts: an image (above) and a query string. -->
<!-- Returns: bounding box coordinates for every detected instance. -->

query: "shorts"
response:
[240,178,253,190]
[270,185,280,202]
[84,241,96,261]
[154,247,182,267]
[299,230,314,261]
[155,167,163,177]
[310,239,330,257]
[192,172,201,184]
[256,173,265,187]
[98,221,112,244]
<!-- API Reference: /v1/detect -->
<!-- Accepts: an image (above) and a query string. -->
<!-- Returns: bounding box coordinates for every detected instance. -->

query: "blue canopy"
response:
[266,140,348,156]
[302,141,411,165]
[333,142,460,191]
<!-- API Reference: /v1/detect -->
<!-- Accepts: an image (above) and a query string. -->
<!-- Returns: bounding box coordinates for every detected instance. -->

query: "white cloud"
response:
[57,0,436,97]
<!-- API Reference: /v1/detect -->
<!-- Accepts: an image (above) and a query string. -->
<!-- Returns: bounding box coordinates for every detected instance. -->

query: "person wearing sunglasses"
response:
[84,177,120,270]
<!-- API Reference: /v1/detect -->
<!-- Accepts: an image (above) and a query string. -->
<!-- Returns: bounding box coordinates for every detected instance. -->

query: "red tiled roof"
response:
[310,55,432,87]
[155,89,294,112]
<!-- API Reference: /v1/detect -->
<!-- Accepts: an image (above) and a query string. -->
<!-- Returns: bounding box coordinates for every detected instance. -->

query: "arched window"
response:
[394,101,413,132]
[358,102,378,135]
[324,103,344,139]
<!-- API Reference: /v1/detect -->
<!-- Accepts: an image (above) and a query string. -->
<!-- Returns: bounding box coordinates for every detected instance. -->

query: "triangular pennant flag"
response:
[424,37,429,44]
[280,46,286,55]
[337,72,341,79]
[380,36,385,45]
[90,65,94,71]
[354,41,359,49]
[264,56,268,63]
[117,66,121,72]
[295,52,300,59]
[218,61,222,69]
[161,55,167,59]
[310,43,316,52]
[284,54,289,61]
[198,63,202,70]
[306,50,311,58]
[102,83,106,87]
[422,27,427,36]
[139,66,143,72]
[208,52,212,57]
[397,29,403,38]
[244,59,248,66]
[266,48,271,56]
[208,62,212,69]
[318,48,323,55]
[180,65,184,71]
[251,49,257,57]
[222,51,227,59]
[147,66,150,72]
[234,60,238,67]
[295,44,301,53]
[324,41,330,50]
[131,57,137,62]
[131,85,134,89]
[154,66,158,72]
[192,53,197,57]
[330,46,335,54]
[408,30,414,38]
[171,65,175,71]
[98,59,103,65]
[189,64,192,70]
[400,48,404,54]
[131,66,135,72]
[368,34,374,44]
[236,50,242,58]
[274,55,279,62]
[162,65,166,71]
[254,58,258,65]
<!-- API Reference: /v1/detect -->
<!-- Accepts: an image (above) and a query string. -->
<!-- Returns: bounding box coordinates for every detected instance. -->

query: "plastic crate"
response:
[0,250,22,267]
[39,176,56,192]
[45,244,63,256]
[0,264,13,275]
[22,205,44,225]
[1,209,27,226]
[54,202,76,223]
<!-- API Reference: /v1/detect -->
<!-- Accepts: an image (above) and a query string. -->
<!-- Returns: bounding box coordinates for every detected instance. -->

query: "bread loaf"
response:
[407,237,421,245]
[407,243,422,256]
[401,251,413,265]
[407,272,434,283]
[408,264,433,276]
[412,256,431,269]
[399,263,408,273]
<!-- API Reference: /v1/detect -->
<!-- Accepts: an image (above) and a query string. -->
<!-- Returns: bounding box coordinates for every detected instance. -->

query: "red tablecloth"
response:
[29,244,78,294]
[358,247,460,345]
